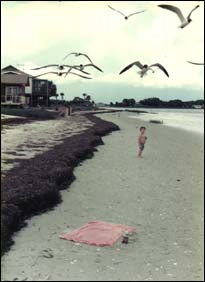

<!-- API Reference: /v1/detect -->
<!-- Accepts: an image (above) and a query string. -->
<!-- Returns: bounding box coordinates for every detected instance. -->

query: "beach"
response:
[1,111,204,281]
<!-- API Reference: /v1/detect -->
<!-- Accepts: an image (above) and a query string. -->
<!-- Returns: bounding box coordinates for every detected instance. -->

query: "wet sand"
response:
[1,112,204,281]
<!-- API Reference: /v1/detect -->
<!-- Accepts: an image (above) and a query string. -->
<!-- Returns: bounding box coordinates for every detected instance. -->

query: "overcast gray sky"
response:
[1,1,204,102]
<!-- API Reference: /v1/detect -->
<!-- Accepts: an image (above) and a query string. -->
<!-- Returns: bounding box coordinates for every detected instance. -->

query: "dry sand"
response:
[1,112,204,281]
[1,115,93,173]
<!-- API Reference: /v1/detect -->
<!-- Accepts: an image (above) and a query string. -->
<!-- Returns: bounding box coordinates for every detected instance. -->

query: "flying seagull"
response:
[31,63,103,73]
[77,63,103,73]
[33,71,92,79]
[187,61,204,65]
[158,4,200,28]
[31,64,90,75]
[63,52,93,64]
[119,61,169,78]
[108,5,146,20]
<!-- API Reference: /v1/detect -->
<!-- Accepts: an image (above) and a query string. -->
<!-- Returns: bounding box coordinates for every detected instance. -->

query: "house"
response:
[193,104,204,109]
[1,65,30,105]
[26,77,57,107]
[1,65,57,107]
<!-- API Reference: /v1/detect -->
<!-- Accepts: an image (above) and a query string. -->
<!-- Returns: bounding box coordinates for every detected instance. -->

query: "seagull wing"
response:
[63,52,93,64]
[158,4,186,24]
[69,72,92,79]
[108,5,126,17]
[119,61,144,75]
[187,5,200,20]
[84,64,103,72]
[74,68,91,75]
[31,65,59,70]
[64,65,91,75]
[62,52,77,61]
[78,53,93,64]
[33,72,60,78]
[187,61,204,65]
[127,10,146,18]
[149,63,169,77]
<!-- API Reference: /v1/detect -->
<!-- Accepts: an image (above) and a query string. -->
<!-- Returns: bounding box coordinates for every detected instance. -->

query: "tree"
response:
[122,98,136,107]
[60,93,64,100]
[167,99,183,108]
[82,93,87,100]
[86,95,91,102]
[139,97,162,107]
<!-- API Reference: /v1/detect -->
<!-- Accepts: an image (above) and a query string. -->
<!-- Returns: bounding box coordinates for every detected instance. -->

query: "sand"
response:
[1,115,93,173]
[1,112,204,281]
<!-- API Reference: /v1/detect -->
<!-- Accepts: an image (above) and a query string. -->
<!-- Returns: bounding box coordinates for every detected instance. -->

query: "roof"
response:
[1,74,30,85]
[1,65,31,76]
[1,65,30,85]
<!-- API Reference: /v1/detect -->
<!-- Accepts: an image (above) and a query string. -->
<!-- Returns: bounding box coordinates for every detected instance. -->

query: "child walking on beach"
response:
[138,126,147,158]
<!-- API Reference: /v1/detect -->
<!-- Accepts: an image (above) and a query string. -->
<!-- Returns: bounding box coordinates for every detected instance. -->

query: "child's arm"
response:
[138,135,141,146]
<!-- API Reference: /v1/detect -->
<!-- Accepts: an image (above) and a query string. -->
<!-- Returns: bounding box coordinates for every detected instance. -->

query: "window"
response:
[5,86,21,103]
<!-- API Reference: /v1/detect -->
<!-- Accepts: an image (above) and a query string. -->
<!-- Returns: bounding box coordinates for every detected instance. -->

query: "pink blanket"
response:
[59,221,136,246]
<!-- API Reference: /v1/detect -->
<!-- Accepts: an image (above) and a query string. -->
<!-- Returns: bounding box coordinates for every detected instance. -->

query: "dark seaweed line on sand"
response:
[1,114,119,255]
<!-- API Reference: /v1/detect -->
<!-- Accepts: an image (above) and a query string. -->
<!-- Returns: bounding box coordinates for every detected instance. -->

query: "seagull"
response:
[31,63,103,73]
[63,52,93,64]
[108,5,146,20]
[31,64,67,70]
[187,61,204,65]
[158,4,200,28]
[33,71,92,79]
[119,61,169,78]
[31,64,90,75]
[77,63,103,73]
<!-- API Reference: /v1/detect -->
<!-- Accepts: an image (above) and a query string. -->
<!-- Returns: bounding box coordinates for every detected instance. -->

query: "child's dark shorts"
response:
[139,144,145,151]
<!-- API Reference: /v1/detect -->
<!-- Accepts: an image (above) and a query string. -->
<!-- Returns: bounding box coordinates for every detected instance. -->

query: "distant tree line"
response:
[110,97,204,109]
[50,93,96,109]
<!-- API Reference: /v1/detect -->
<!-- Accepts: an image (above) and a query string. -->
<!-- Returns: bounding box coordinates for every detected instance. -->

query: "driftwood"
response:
[149,119,163,124]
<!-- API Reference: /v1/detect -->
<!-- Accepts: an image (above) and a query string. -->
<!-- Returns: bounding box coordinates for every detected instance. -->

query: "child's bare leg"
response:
[138,149,142,157]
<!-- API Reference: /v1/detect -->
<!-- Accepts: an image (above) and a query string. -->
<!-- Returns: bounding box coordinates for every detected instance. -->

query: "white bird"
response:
[63,52,93,64]
[158,4,200,28]
[33,71,92,79]
[31,64,90,75]
[77,63,103,73]
[119,61,169,78]
[31,63,103,73]
[108,5,146,20]
[187,61,204,65]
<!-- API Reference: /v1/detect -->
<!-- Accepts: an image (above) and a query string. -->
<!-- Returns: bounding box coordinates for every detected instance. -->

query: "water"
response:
[126,108,204,135]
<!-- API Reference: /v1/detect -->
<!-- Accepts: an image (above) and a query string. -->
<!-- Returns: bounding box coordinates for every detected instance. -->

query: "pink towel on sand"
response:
[59,221,136,246]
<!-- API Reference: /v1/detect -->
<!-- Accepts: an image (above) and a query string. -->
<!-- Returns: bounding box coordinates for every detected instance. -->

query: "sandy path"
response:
[1,112,204,281]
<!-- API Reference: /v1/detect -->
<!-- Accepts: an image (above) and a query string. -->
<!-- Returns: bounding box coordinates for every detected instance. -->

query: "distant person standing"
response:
[68,105,72,116]
[138,126,147,158]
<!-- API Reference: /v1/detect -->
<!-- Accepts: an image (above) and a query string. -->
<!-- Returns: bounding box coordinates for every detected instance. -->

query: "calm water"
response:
[127,108,204,135]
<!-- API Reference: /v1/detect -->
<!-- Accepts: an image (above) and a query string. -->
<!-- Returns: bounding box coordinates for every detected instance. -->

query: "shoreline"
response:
[127,115,204,137]
[1,111,203,281]
[1,113,119,255]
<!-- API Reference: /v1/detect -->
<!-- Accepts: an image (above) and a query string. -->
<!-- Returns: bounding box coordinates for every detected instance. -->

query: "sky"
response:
[1,1,204,103]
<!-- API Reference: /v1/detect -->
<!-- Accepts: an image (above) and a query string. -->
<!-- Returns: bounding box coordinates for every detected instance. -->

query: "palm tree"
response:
[60,93,64,101]
[82,93,87,100]
[86,95,91,102]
